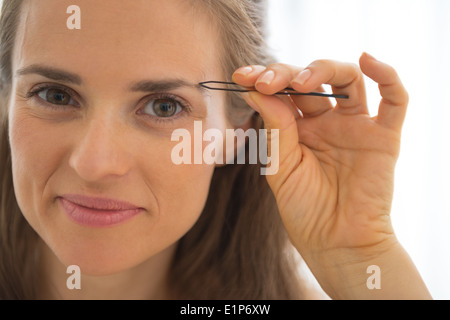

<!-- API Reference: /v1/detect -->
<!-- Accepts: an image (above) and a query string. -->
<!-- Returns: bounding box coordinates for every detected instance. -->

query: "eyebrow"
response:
[16,64,82,85]
[15,64,206,94]
[130,79,200,93]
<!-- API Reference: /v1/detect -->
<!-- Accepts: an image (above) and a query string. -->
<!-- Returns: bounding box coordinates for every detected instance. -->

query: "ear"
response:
[216,115,254,167]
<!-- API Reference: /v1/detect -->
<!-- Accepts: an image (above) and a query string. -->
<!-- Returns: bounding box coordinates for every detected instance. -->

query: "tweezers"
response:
[198,81,349,99]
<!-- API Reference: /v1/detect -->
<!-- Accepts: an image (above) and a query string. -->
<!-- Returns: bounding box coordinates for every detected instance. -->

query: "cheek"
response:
[140,161,214,250]
[135,128,217,237]
[9,108,68,227]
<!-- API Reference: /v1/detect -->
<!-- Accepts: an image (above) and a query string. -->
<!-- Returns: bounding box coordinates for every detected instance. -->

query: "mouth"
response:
[58,194,144,228]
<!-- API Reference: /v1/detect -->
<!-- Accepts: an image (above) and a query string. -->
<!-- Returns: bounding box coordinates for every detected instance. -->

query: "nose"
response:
[69,117,133,182]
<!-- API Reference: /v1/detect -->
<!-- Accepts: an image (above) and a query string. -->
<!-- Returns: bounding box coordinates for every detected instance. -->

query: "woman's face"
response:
[8,0,228,275]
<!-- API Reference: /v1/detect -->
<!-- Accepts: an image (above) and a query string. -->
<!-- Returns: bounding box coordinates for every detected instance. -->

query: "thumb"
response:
[243,92,302,178]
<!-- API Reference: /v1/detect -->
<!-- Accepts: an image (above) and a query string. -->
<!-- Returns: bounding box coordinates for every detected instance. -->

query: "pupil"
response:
[160,102,172,112]
[154,99,176,117]
[54,93,64,101]
[47,89,69,104]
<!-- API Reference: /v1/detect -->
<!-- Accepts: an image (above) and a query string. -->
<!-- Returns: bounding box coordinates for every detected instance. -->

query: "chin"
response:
[52,242,142,276]
[42,226,172,277]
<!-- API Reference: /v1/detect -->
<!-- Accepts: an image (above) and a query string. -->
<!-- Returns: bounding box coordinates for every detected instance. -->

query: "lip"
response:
[58,194,144,228]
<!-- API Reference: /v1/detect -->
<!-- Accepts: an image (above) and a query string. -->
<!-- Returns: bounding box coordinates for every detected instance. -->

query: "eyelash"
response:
[25,84,191,125]
[137,93,191,125]
[26,84,79,110]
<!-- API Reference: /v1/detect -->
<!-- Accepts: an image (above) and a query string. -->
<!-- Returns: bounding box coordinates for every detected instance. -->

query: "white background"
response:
[267,0,450,299]
[1,0,448,299]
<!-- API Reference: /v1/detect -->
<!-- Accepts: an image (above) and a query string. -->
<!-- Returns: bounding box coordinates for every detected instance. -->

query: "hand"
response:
[233,53,430,299]
[233,52,404,253]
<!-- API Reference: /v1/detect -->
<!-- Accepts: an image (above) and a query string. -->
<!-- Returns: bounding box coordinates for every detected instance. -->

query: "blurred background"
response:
[266,0,450,299]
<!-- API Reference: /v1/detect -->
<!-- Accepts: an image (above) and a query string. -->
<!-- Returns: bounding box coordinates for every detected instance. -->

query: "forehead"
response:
[13,0,221,84]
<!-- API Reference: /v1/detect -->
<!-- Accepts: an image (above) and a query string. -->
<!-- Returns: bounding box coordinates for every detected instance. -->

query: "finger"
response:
[232,65,268,87]
[238,84,302,122]
[254,63,302,95]
[234,64,332,118]
[287,84,333,118]
[282,94,304,120]
[233,63,301,95]
[359,52,409,132]
[252,64,309,120]
[290,59,369,115]
[242,91,301,169]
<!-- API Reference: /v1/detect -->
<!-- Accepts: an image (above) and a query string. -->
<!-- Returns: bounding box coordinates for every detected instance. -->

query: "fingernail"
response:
[235,66,253,77]
[258,70,275,85]
[363,52,377,61]
[292,69,312,86]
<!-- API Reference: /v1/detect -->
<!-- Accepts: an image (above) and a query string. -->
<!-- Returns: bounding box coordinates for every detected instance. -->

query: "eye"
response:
[143,97,183,118]
[37,88,75,106]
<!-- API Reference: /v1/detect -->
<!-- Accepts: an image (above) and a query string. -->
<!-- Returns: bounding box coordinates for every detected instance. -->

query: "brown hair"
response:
[0,0,304,299]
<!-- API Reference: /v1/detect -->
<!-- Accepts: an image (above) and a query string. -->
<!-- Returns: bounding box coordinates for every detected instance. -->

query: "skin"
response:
[6,0,431,299]
[233,55,432,299]
[9,0,228,299]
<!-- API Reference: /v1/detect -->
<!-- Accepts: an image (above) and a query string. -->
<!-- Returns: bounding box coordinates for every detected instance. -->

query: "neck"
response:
[37,240,176,300]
